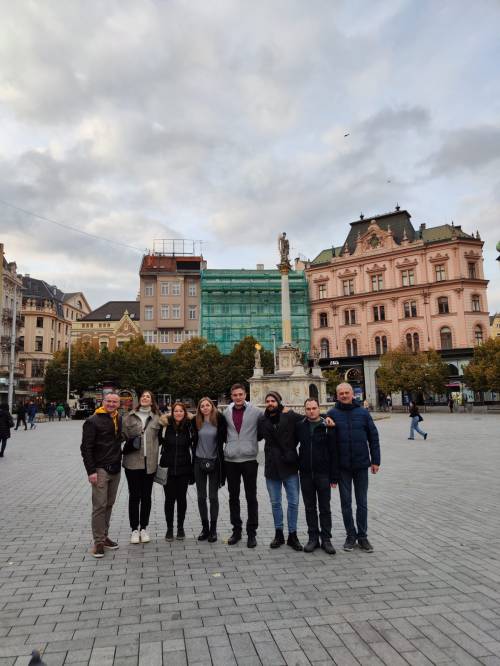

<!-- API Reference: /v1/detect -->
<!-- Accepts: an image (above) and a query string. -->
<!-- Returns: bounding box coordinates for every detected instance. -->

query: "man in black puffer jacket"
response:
[327,383,380,553]
[295,397,339,555]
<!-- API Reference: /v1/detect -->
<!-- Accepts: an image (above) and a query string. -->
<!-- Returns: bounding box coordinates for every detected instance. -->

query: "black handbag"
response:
[198,458,216,474]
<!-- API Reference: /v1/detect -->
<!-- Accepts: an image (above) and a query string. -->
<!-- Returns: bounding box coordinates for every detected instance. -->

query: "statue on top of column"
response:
[278,232,290,266]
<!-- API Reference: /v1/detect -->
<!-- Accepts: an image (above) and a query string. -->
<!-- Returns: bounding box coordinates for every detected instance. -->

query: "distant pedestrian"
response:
[193,397,227,543]
[47,402,56,421]
[56,403,65,421]
[64,402,71,419]
[448,396,454,413]
[27,401,37,429]
[80,392,124,558]
[0,402,14,457]
[159,402,196,541]
[408,402,427,440]
[386,396,392,412]
[14,402,27,430]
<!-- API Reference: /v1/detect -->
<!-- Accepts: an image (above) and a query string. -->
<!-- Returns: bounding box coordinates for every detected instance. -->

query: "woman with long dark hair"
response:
[159,402,196,541]
[193,397,227,543]
[122,390,161,544]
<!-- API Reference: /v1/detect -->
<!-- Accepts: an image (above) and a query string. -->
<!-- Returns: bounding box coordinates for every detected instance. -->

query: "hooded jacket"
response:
[295,417,339,483]
[81,408,124,475]
[326,401,380,470]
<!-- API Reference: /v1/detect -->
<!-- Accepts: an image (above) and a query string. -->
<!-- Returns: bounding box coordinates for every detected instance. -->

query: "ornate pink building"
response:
[306,209,490,406]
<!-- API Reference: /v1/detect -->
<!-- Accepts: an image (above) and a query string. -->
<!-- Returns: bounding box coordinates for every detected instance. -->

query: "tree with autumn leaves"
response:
[376,346,449,400]
[463,337,500,393]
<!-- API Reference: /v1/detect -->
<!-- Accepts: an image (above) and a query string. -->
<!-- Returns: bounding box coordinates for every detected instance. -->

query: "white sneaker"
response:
[130,530,140,544]
[140,529,150,543]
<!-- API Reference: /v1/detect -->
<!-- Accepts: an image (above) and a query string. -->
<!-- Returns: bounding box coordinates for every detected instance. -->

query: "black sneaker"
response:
[176,527,185,540]
[165,528,174,541]
[343,536,356,551]
[304,539,320,553]
[227,531,242,545]
[358,537,374,552]
[321,539,336,555]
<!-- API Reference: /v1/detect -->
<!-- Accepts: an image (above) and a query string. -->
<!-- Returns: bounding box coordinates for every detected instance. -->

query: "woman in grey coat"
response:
[122,391,161,544]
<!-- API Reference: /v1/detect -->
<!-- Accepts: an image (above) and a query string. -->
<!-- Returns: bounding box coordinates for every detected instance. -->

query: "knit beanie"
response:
[265,391,283,406]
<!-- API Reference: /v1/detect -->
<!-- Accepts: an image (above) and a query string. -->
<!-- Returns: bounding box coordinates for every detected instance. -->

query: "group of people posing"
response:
[80,382,381,559]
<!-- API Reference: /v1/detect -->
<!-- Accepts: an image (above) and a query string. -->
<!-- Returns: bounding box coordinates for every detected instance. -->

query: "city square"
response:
[1,411,500,666]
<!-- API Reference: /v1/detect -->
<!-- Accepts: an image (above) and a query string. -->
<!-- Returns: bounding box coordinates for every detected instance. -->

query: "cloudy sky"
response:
[1,0,499,311]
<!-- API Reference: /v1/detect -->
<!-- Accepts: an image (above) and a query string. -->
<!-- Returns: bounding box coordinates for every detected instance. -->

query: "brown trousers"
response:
[91,468,121,545]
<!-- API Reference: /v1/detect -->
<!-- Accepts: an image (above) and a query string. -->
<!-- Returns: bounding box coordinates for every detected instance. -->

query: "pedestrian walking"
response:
[159,402,196,541]
[122,390,161,544]
[193,397,227,543]
[56,403,65,421]
[64,402,71,420]
[223,383,262,548]
[295,398,339,554]
[47,402,56,422]
[448,396,454,413]
[27,401,37,429]
[257,391,303,551]
[80,392,124,558]
[408,402,427,440]
[14,402,27,430]
[0,402,14,457]
[327,383,381,553]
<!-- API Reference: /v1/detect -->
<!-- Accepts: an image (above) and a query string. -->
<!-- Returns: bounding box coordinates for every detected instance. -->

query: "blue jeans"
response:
[266,474,300,533]
[338,468,369,539]
[409,416,426,439]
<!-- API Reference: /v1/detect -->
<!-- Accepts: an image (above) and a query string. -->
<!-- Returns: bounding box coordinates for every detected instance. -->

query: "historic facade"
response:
[306,209,490,406]
[0,245,24,402]
[201,267,310,356]
[139,252,203,354]
[73,301,141,350]
[18,276,91,396]
[490,313,500,339]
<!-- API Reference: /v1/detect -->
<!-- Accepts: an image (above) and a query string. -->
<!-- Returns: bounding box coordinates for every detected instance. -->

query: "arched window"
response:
[406,333,412,350]
[319,312,328,328]
[320,338,329,358]
[375,336,382,355]
[346,339,352,357]
[346,338,358,356]
[413,333,419,351]
[406,332,419,352]
[440,327,452,350]
[474,325,483,345]
[437,297,449,314]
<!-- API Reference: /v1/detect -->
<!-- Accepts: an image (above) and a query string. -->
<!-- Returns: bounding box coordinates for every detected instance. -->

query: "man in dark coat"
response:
[0,403,14,456]
[327,383,380,553]
[14,401,27,430]
[296,398,339,554]
[258,391,302,551]
[81,393,123,558]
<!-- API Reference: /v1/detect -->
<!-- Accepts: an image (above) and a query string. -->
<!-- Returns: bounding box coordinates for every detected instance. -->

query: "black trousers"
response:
[300,473,332,540]
[163,474,190,529]
[124,467,155,530]
[15,415,27,430]
[194,458,220,526]
[0,437,7,455]
[225,460,258,535]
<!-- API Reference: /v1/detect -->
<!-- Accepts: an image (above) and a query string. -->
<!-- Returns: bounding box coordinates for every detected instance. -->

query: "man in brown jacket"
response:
[81,393,124,558]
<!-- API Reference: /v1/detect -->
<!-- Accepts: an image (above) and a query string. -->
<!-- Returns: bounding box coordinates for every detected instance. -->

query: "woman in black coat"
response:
[0,403,15,457]
[159,402,196,541]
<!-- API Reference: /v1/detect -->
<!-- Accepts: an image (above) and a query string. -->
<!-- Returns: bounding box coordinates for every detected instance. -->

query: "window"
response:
[35,336,43,352]
[160,282,169,296]
[375,336,388,355]
[100,341,108,351]
[36,316,44,328]
[405,332,419,352]
[371,274,384,291]
[50,338,54,352]
[468,262,477,279]
[143,330,156,344]
[144,305,154,321]
[435,264,446,281]
[401,269,415,286]
[188,282,197,297]
[471,295,481,311]
[159,330,169,343]
[344,309,356,325]
[188,305,197,320]
[342,279,354,296]
[173,330,183,343]
[346,338,358,357]
[171,283,181,296]
[320,338,329,358]
[184,330,197,341]
[403,301,417,318]
[474,325,483,345]
[160,304,169,319]
[318,284,327,299]
[440,327,452,350]
[172,305,181,319]
[144,282,154,297]
[31,360,45,378]
[319,312,328,328]
[413,333,419,351]
[437,297,449,314]
[373,305,385,322]
[18,336,24,351]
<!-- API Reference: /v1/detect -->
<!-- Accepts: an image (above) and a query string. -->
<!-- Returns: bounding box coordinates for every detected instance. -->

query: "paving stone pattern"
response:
[1,412,500,665]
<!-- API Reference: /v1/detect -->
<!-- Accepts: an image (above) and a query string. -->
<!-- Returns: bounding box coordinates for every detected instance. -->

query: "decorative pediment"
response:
[115,311,141,337]
[353,220,396,256]
[395,257,418,269]
[312,274,330,283]
[337,268,357,279]
[429,252,449,264]
[464,250,481,260]
[365,263,387,274]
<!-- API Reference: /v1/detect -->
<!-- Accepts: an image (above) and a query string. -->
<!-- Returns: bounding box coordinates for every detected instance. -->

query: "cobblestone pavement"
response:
[1,412,500,665]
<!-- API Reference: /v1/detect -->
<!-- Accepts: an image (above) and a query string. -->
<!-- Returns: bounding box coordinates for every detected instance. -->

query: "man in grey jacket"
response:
[224,383,262,548]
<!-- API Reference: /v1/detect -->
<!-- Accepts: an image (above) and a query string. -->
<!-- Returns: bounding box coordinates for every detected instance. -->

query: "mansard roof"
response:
[82,301,140,321]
